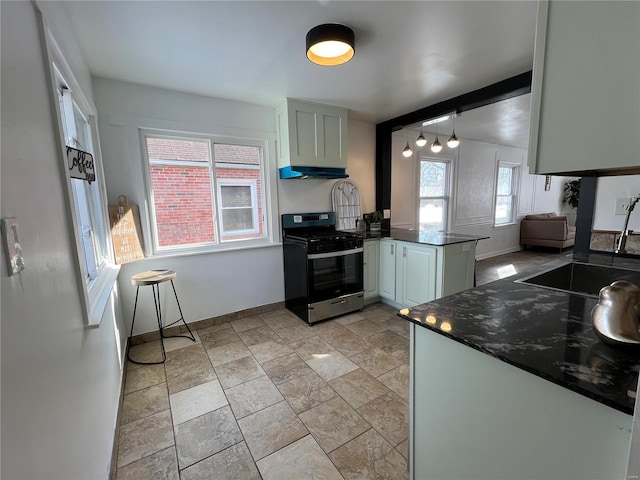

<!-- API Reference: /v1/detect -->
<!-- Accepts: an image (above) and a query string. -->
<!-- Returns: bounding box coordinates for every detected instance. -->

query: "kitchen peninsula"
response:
[399,258,639,480]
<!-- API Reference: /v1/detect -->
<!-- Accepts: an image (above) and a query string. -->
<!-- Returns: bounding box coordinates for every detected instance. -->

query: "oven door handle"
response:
[307,247,364,260]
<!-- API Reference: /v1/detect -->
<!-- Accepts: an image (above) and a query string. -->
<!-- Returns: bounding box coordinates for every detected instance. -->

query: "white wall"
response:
[593,175,640,231]
[94,78,376,335]
[1,3,125,478]
[391,131,576,259]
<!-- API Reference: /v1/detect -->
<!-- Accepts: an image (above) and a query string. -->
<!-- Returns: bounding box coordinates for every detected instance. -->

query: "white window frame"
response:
[141,131,270,254]
[418,157,451,231]
[494,162,519,226]
[216,178,260,237]
[40,17,118,327]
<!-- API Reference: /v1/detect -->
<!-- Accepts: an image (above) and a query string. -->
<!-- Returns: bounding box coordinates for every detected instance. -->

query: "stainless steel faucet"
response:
[615,194,640,254]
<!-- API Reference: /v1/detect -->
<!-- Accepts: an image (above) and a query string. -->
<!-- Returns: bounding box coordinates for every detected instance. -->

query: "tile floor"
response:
[115,248,566,479]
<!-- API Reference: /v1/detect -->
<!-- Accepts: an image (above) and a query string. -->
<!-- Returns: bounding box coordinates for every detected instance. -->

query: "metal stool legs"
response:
[127,279,195,365]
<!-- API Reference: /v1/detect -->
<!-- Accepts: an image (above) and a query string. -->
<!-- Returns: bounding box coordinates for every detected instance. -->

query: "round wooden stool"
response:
[127,269,195,365]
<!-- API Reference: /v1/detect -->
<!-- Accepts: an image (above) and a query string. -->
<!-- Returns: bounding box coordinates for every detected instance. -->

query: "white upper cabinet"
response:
[275,98,348,171]
[528,1,640,175]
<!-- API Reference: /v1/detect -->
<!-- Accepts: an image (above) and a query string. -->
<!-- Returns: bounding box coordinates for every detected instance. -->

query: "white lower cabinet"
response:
[379,239,475,308]
[363,239,380,302]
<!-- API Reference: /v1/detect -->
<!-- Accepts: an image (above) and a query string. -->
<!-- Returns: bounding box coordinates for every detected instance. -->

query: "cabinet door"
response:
[529,1,640,174]
[379,239,396,300]
[287,100,347,169]
[398,243,437,307]
[363,240,380,299]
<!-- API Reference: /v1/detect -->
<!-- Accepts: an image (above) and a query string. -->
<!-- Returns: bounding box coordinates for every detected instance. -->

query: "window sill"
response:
[150,240,282,260]
[85,263,121,328]
[493,222,518,229]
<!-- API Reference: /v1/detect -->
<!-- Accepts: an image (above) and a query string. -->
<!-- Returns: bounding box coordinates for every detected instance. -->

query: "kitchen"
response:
[2,1,639,479]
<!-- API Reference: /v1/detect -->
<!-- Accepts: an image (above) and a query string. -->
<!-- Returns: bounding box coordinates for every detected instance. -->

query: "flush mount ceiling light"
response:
[306,23,355,66]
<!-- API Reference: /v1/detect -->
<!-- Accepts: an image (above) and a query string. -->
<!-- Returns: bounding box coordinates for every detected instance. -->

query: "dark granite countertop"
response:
[340,228,488,246]
[398,256,640,415]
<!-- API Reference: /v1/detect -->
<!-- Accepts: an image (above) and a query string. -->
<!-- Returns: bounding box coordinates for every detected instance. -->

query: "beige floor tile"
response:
[384,319,410,338]
[164,343,209,370]
[248,338,294,363]
[121,383,170,425]
[116,446,179,480]
[257,435,343,480]
[261,352,313,385]
[124,363,166,394]
[225,375,284,419]
[378,364,409,401]
[276,371,336,414]
[180,442,260,480]
[344,319,389,337]
[329,369,389,409]
[396,439,409,460]
[261,311,300,330]
[200,328,241,350]
[275,324,315,343]
[368,331,409,358]
[196,322,233,337]
[289,336,333,361]
[206,341,251,367]
[325,331,371,357]
[298,396,370,453]
[165,359,217,395]
[127,340,164,366]
[174,405,243,470]
[214,355,266,389]
[238,400,308,461]
[312,321,352,343]
[306,349,359,381]
[329,428,408,480]
[238,325,280,346]
[357,392,408,447]
[350,348,403,378]
[230,315,267,333]
[163,331,201,353]
[117,410,174,468]
[336,312,366,325]
[169,380,227,425]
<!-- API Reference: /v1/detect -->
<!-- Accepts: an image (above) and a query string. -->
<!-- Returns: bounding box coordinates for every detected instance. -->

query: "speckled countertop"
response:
[342,228,487,246]
[399,256,640,414]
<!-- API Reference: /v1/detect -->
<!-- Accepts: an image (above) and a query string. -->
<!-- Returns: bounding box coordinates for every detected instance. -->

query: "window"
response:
[143,134,267,252]
[419,159,450,231]
[495,163,518,225]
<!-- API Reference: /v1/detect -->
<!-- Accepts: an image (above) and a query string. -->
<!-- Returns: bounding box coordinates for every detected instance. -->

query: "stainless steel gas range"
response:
[282,212,364,324]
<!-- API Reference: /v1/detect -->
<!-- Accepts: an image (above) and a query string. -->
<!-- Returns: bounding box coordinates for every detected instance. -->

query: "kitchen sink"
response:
[516,262,640,298]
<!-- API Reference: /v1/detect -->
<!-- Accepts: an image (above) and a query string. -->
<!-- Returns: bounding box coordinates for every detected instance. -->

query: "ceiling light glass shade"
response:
[431,136,443,153]
[306,24,355,66]
[402,141,413,157]
[416,130,427,147]
[447,130,460,148]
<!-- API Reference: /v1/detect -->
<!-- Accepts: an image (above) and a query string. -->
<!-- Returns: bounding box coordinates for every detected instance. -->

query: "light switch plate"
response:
[383,209,391,219]
[615,197,631,215]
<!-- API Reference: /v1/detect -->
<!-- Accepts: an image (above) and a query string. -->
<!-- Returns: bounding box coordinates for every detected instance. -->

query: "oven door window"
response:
[307,251,363,303]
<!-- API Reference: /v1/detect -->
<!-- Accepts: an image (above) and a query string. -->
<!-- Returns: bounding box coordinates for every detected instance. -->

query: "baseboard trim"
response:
[475,246,522,261]
[109,343,128,479]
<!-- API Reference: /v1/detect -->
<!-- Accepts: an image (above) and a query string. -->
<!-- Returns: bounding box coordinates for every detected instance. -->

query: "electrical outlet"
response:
[615,197,631,215]
[383,209,391,219]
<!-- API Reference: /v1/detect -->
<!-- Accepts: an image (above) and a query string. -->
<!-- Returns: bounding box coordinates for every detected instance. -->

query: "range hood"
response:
[279,166,349,179]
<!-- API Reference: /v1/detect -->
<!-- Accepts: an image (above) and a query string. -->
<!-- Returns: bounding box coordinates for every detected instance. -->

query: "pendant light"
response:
[431,123,443,153]
[306,24,355,66]
[416,129,427,147]
[447,113,460,148]
[402,131,413,157]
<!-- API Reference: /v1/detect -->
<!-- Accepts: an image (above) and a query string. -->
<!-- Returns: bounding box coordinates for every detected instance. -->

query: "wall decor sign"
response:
[1,217,25,276]
[66,146,95,184]
[108,195,145,264]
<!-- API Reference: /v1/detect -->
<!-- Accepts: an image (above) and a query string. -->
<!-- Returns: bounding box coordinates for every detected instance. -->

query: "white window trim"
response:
[141,130,272,255]
[494,162,519,227]
[216,178,260,237]
[39,12,119,327]
[418,157,451,231]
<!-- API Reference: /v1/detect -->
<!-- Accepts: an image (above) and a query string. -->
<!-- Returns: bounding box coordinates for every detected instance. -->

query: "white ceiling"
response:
[58,0,537,144]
